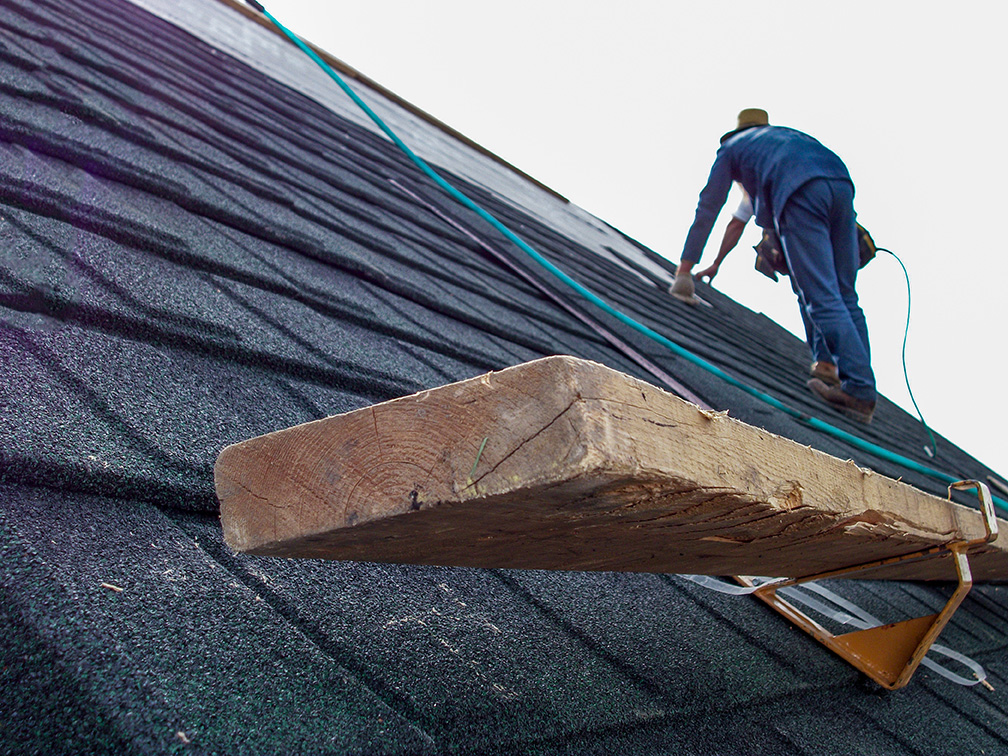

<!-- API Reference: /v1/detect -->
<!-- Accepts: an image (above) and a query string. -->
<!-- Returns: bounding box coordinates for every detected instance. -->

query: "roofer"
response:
[670,109,877,423]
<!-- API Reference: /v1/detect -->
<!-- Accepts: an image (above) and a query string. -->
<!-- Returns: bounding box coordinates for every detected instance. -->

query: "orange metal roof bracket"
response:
[737,480,998,690]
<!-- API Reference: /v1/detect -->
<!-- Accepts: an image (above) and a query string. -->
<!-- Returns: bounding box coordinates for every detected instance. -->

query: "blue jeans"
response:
[789,273,833,365]
[778,179,876,402]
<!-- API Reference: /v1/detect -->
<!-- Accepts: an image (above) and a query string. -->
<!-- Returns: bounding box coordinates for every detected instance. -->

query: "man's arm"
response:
[680,151,733,266]
[671,148,733,303]
[694,216,746,283]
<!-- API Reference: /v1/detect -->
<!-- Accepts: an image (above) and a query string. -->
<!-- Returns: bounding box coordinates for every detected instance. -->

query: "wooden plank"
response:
[215,356,1008,581]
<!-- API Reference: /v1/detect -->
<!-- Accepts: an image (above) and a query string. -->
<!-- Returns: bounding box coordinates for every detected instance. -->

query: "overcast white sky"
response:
[267,1,1007,479]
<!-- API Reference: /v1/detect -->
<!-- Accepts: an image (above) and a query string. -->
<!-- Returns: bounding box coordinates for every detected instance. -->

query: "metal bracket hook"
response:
[736,480,997,690]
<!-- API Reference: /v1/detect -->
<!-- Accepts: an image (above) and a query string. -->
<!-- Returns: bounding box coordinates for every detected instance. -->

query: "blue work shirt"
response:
[681,126,853,263]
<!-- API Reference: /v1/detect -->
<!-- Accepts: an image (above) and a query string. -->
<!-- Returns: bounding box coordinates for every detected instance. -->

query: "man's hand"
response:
[694,264,720,284]
[691,216,745,286]
[669,261,698,304]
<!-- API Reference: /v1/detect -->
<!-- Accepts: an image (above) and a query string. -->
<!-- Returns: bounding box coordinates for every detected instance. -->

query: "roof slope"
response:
[1,0,1006,753]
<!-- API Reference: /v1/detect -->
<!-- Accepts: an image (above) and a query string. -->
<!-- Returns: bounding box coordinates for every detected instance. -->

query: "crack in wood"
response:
[227,476,279,508]
[643,418,678,429]
[371,406,381,456]
[465,396,580,489]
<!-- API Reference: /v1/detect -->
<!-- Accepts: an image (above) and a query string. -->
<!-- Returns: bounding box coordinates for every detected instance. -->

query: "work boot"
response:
[669,272,697,305]
[810,361,840,386]
[807,378,876,424]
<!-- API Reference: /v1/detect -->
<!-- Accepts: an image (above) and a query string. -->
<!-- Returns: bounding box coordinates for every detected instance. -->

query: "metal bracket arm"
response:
[736,480,997,690]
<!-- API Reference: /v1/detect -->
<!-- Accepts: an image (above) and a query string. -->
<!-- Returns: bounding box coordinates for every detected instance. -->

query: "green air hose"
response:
[245,1,1007,517]
[879,246,939,456]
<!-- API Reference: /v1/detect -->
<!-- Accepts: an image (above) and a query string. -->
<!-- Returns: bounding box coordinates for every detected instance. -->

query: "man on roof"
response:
[670,109,876,423]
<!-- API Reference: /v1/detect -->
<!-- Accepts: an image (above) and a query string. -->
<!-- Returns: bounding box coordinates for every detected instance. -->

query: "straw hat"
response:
[720,108,769,143]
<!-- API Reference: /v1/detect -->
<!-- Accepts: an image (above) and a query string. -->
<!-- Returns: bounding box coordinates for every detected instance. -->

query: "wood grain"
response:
[215,356,1007,581]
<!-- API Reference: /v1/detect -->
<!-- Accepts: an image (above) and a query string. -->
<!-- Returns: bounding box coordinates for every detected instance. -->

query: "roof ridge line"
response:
[208,0,569,203]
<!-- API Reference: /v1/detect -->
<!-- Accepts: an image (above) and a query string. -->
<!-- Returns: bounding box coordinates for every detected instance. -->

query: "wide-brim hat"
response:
[720,108,769,143]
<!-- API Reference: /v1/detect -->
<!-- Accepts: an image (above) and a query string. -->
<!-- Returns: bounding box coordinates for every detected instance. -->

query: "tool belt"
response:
[754,223,877,282]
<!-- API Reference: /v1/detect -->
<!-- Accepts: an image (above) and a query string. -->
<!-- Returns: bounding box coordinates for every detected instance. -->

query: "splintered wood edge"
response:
[214,355,1006,577]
